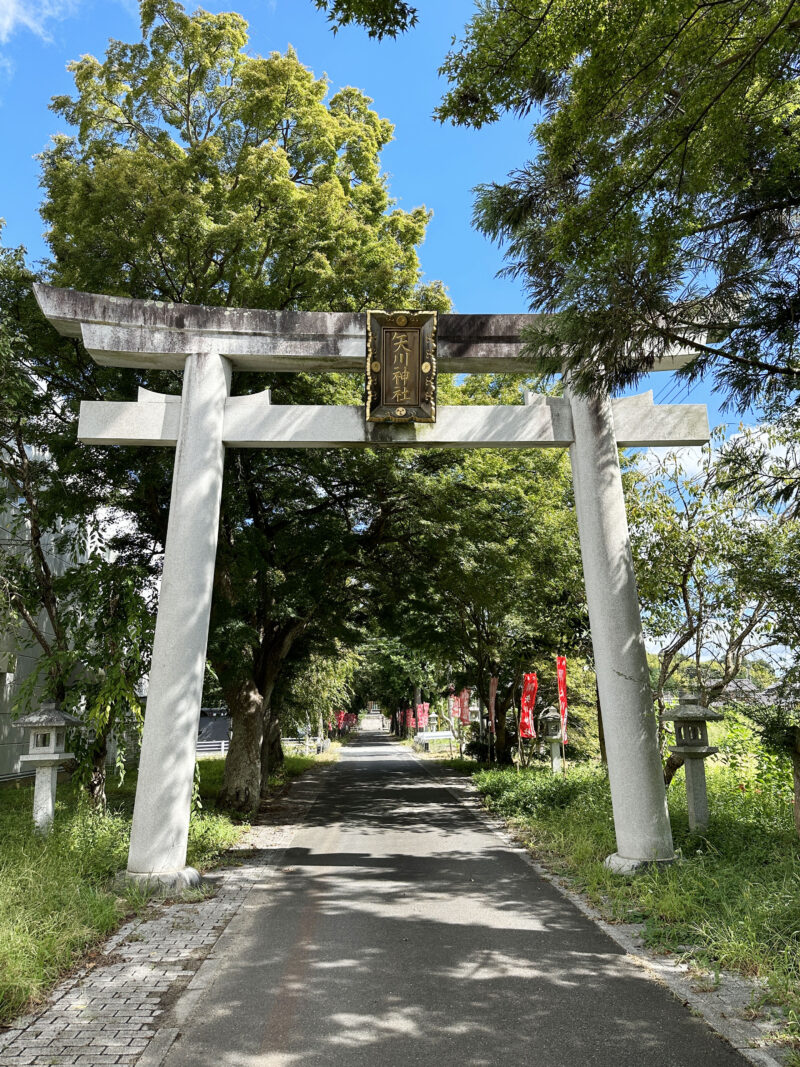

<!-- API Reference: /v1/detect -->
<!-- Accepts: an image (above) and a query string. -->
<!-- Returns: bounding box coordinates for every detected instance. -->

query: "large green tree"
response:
[437,0,800,409]
[45,2,434,309]
[629,440,800,783]
[0,238,152,805]
[36,0,448,815]
[367,377,590,762]
[312,0,800,411]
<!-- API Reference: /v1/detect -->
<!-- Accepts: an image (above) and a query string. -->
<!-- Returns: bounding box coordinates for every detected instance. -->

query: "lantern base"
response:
[669,743,718,757]
[604,852,675,875]
[114,866,202,895]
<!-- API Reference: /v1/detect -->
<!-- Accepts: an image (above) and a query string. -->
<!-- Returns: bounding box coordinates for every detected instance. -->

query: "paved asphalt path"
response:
[163,732,743,1066]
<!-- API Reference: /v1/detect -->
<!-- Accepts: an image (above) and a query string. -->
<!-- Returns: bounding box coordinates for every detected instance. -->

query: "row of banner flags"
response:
[445,656,568,743]
[447,690,472,725]
[404,703,430,730]
[334,711,358,729]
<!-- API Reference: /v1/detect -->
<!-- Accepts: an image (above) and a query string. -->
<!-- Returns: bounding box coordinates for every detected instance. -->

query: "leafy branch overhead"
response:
[432,0,800,409]
[311,0,418,39]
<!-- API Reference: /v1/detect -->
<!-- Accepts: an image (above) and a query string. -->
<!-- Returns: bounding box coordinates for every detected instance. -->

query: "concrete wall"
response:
[0,646,36,781]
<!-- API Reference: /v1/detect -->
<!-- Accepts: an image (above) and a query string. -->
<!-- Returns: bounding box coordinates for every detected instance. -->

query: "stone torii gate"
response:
[35,284,709,887]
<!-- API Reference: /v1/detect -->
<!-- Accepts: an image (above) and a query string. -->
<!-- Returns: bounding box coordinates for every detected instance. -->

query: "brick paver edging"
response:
[0,769,327,1067]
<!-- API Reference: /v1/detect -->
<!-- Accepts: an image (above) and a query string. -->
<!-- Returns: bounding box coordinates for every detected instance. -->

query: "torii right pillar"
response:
[567,386,675,872]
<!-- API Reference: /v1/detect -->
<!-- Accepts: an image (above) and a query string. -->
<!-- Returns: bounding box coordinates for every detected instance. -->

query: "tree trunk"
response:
[260,710,284,799]
[86,731,108,809]
[255,622,305,800]
[596,680,607,765]
[219,678,263,815]
[494,705,514,765]
[792,729,800,840]
[663,751,685,787]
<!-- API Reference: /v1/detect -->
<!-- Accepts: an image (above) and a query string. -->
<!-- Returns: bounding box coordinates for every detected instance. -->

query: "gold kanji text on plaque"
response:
[365,310,437,423]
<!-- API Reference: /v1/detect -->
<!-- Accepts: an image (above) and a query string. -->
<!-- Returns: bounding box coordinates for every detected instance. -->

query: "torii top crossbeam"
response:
[35,284,694,374]
[34,284,708,449]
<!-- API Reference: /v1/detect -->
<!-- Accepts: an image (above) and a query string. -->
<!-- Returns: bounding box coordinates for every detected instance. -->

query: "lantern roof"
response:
[15,703,83,729]
[661,694,724,723]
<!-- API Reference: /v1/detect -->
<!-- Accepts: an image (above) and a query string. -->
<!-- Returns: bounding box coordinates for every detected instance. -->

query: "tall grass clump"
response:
[0,791,127,1021]
[0,758,242,1023]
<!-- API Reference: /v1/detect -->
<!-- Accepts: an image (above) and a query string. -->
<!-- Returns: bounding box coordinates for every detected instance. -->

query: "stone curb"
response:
[412,751,790,1067]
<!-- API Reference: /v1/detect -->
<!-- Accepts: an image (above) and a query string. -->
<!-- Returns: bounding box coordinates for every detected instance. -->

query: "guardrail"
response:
[196,737,331,756]
[196,740,229,755]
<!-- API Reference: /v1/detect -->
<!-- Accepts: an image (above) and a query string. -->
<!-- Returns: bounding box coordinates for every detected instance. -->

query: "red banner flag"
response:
[488,677,498,735]
[416,703,430,729]
[556,656,568,744]
[336,710,345,728]
[448,694,459,721]
[458,688,471,724]
[520,673,538,739]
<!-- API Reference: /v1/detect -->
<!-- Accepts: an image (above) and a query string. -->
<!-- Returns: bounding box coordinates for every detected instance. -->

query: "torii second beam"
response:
[77,389,709,449]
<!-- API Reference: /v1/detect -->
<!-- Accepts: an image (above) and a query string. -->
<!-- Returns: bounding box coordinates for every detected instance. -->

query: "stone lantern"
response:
[663,693,723,832]
[16,702,82,833]
[540,706,563,773]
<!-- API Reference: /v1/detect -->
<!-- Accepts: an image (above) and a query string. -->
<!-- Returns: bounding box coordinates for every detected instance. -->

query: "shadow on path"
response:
[164,734,743,1066]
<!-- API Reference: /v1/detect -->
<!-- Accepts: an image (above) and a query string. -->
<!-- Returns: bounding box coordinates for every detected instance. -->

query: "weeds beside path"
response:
[0,744,340,1026]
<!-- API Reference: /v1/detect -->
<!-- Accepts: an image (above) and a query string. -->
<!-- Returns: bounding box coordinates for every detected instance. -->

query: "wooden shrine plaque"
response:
[365,310,437,423]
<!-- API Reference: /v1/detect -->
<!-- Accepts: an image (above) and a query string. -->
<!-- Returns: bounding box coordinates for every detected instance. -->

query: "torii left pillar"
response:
[126,351,231,889]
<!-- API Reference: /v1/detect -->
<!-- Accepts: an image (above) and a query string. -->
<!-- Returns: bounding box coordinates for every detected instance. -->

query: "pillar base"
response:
[114,866,202,895]
[604,851,675,875]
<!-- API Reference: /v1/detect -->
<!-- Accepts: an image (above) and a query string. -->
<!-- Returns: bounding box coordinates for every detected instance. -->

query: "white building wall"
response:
[0,465,90,780]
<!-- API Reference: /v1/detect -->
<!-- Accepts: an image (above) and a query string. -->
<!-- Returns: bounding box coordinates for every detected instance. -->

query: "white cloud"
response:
[633,444,709,481]
[0,0,79,45]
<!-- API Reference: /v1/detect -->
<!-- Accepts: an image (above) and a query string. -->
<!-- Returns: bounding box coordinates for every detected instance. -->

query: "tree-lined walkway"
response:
[161,734,742,1066]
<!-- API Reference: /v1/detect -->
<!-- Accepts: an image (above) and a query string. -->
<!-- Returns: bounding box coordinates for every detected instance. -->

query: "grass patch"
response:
[263,744,341,794]
[429,755,486,775]
[0,758,240,1024]
[0,743,340,1025]
[457,760,800,1040]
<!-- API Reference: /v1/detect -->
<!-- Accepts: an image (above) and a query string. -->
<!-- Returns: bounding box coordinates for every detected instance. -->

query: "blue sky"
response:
[0,0,741,430]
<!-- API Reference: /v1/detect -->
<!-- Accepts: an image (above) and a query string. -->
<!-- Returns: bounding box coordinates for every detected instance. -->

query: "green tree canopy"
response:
[43,0,438,311]
[434,0,800,409]
[311,0,800,410]
[628,439,800,783]
[32,0,448,815]
[364,378,590,761]
[0,236,153,804]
